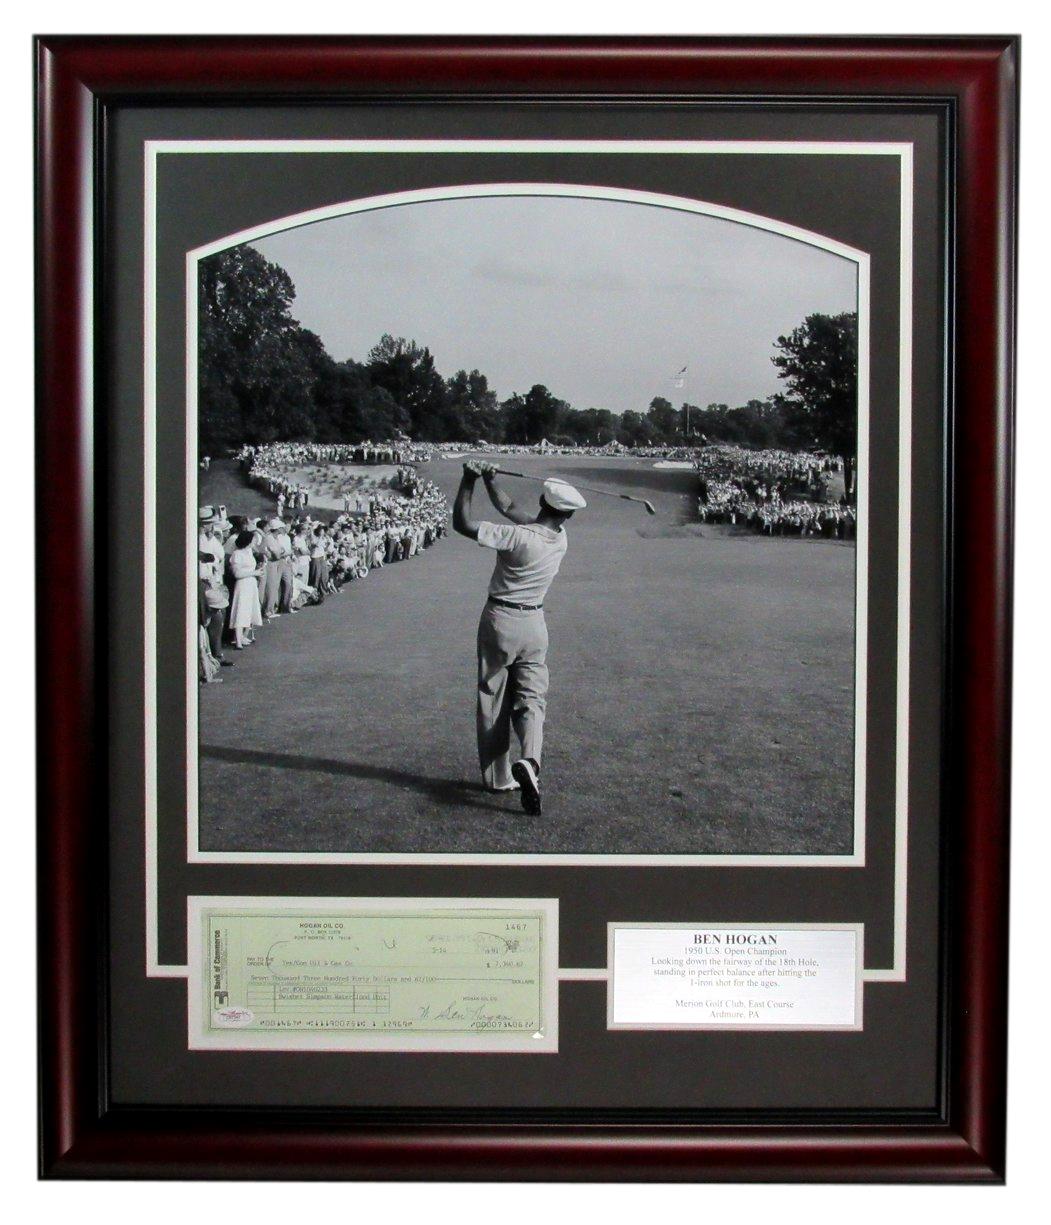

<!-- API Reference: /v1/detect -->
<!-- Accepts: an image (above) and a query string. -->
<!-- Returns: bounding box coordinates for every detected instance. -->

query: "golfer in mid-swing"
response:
[453,461,586,815]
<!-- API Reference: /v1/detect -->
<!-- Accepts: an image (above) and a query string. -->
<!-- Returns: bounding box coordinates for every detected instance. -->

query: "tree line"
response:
[198,244,858,478]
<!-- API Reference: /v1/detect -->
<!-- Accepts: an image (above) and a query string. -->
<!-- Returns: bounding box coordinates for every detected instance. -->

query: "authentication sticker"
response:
[214,1006,255,1027]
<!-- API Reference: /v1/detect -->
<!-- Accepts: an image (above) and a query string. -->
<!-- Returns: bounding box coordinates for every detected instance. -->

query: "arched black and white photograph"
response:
[191,185,865,859]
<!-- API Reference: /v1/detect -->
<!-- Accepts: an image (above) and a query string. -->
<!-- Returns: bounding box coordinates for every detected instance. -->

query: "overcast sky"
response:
[252,195,857,416]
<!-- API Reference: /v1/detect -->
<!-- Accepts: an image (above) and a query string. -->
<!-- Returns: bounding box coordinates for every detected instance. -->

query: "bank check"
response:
[187,896,559,1052]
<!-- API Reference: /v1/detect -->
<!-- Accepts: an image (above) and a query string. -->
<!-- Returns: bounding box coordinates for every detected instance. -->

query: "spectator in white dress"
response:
[228,530,264,648]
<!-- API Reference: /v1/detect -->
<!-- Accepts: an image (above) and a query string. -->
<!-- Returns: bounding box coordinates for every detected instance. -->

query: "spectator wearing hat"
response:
[198,580,222,684]
[198,507,232,667]
[308,524,331,602]
[453,462,586,816]
[291,521,312,583]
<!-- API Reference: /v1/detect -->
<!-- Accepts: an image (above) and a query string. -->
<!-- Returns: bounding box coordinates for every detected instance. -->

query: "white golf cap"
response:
[542,478,587,511]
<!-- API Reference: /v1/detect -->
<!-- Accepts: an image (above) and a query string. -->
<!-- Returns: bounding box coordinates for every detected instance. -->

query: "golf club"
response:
[493,467,657,515]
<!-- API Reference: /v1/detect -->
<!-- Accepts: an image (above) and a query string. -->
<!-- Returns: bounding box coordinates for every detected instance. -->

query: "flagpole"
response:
[671,365,689,441]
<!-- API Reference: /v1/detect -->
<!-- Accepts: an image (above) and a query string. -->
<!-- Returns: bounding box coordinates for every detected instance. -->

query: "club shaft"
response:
[494,467,647,506]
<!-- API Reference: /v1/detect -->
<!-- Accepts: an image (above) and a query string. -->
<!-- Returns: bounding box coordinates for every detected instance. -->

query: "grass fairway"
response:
[199,455,856,855]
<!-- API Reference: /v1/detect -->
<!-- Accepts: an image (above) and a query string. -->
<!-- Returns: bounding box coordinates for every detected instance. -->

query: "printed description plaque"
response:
[608,923,863,1031]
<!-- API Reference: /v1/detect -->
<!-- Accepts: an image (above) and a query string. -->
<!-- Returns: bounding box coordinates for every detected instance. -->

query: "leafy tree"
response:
[772,311,859,496]
[312,360,410,441]
[200,245,858,460]
[198,245,326,450]
[445,368,503,442]
[499,393,528,444]
[618,410,656,446]
[646,396,680,442]
[502,385,568,444]
[366,335,449,440]
[564,406,616,445]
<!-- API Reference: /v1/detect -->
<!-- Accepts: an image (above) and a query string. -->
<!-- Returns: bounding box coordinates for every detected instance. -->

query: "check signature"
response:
[420,1000,518,1027]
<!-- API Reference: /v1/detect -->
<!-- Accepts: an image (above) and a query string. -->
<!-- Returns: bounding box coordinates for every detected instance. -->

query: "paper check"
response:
[188,898,558,1052]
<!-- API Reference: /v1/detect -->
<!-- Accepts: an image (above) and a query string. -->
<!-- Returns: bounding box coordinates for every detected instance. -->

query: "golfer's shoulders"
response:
[476,520,521,549]
[477,520,564,551]
[528,524,568,551]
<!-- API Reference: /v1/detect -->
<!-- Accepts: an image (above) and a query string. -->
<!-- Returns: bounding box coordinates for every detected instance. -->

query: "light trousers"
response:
[476,603,549,789]
[264,558,294,614]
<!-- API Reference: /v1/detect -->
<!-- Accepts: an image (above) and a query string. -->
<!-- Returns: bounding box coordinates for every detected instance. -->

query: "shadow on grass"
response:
[201,744,509,813]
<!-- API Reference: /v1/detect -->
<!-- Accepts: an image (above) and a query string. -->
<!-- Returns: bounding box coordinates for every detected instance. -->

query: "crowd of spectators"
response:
[240,443,437,512]
[234,439,847,477]
[694,445,854,539]
[698,482,855,537]
[237,439,715,471]
[427,440,703,460]
[237,441,434,471]
[196,479,450,683]
[695,444,838,496]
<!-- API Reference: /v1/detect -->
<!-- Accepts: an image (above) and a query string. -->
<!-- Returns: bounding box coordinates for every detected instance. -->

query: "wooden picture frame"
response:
[36,35,1017,1181]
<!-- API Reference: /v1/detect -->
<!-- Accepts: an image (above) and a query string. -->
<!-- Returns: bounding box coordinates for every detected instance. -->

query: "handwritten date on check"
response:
[191,903,555,1052]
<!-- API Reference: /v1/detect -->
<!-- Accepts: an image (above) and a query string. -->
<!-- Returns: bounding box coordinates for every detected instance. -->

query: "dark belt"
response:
[488,595,544,612]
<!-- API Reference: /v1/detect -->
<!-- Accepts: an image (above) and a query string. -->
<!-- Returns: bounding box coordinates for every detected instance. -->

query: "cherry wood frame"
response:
[35,36,1017,1182]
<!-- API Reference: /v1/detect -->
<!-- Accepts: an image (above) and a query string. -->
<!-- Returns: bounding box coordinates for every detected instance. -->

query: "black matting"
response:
[104,102,945,1114]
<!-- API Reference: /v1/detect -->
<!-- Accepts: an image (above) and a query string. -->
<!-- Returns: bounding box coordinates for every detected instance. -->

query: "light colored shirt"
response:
[199,531,223,562]
[229,546,258,581]
[476,520,568,606]
[198,532,223,582]
[265,531,292,561]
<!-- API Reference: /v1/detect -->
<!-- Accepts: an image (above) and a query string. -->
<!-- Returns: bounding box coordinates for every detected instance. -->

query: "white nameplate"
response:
[608,923,863,1031]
